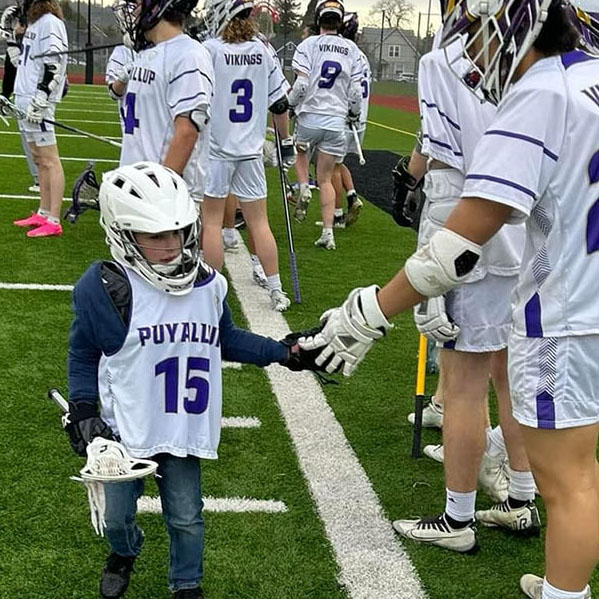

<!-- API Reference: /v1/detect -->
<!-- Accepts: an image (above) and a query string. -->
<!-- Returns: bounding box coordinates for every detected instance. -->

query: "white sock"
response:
[430,395,443,412]
[47,215,60,225]
[445,489,476,523]
[322,227,333,237]
[347,188,356,196]
[266,274,282,292]
[486,425,506,457]
[507,468,536,502]
[334,208,343,217]
[543,578,589,599]
[38,208,50,218]
[223,227,235,242]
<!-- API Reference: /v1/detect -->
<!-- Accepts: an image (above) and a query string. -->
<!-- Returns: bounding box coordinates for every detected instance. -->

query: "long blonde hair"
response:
[28,0,63,23]
[221,17,257,43]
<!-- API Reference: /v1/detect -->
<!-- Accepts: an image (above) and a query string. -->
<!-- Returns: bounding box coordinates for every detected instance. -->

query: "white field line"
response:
[0,131,121,140]
[2,118,120,125]
[0,194,72,201]
[0,282,74,291]
[138,495,287,514]
[222,360,242,369]
[222,416,260,428]
[57,108,119,114]
[0,154,118,163]
[224,234,426,599]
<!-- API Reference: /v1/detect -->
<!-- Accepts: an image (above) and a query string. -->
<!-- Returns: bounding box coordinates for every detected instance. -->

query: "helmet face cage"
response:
[571,5,599,54]
[341,11,358,40]
[440,0,553,105]
[204,0,253,36]
[314,0,344,28]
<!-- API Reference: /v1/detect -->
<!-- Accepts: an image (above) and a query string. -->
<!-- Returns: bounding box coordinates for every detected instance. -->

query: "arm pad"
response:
[107,82,123,101]
[288,76,308,107]
[348,80,362,115]
[38,63,61,97]
[269,96,289,115]
[404,228,481,297]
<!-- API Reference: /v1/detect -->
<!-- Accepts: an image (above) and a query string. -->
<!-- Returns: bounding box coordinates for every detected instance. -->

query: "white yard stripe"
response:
[0,131,121,140]
[138,496,287,514]
[57,108,119,114]
[0,282,74,291]
[222,416,260,428]
[0,194,72,201]
[0,154,118,163]
[224,235,426,599]
[1,118,120,125]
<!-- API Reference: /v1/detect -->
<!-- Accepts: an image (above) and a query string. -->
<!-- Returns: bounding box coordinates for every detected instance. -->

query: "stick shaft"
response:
[351,123,366,165]
[47,388,69,413]
[31,42,120,59]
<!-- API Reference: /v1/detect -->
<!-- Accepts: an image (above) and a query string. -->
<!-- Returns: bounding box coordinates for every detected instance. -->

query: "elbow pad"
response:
[348,81,362,113]
[38,63,61,97]
[404,228,481,297]
[288,77,308,108]
[182,106,209,133]
[107,83,123,101]
[269,96,289,115]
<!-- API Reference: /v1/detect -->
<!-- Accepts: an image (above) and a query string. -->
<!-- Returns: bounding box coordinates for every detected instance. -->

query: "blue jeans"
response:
[103,454,204,592]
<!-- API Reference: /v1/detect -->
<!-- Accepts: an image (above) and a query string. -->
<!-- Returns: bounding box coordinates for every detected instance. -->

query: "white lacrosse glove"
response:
[413,296,460,343]
[25,90,49,124]
[116,61,134,85]
[299,285,393,377]
[280,137,297,169]
[6,42,20,67]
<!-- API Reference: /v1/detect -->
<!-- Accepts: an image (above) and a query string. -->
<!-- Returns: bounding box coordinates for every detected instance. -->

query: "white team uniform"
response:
[292,33,363,156]
[119,34,214,199]
[98,267,228,459]
[417,38,525,351]
[105,44,137,136]
[203,36,287,200]
[344,48,371,156]
[14,13,67,146]
[462,51,599,428]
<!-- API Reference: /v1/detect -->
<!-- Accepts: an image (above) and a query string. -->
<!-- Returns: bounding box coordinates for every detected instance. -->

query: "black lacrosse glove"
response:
[391,155,421,228]
[280,137,297,169]
[65,400,117,456]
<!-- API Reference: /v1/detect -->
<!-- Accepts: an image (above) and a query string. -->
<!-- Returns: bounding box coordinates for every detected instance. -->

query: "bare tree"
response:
[369,0,414,30]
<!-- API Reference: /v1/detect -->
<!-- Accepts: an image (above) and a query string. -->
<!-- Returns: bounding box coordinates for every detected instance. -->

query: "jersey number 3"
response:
[230,79,253,123]
[155,356,210,415]
[587,150,599,254]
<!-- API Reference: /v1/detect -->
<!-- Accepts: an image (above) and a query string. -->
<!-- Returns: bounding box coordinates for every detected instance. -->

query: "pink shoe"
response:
[14,212,48,228]
[26,222,63,238]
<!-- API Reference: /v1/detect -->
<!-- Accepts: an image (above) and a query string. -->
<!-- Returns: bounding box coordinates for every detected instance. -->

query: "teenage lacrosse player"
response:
[299,2,599,597]
[12,0,67,237]
[200,0,295,311]
[289,0,363,250]
[66,162,325,599]
[112,0,213,200]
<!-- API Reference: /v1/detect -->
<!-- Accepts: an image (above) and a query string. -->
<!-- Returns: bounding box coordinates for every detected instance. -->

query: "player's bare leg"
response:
[522,424,599,593]
[201,196,226,271]
[314,151,337,249]
[293,147,311,221]
[331,164,346,228]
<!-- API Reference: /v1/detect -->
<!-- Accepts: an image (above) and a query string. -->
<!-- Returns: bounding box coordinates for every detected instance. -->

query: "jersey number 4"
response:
[230,79,253,123]
[587,150,599,254]
[155,356,210,415]
[123,92,140,135]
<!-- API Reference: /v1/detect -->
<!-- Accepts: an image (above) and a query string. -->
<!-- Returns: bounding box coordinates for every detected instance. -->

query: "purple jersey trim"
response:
[485,129,558,161]
[420,99,461,131]
[561,49,597,69]
[466,174,536,199]
[422,134,463,156]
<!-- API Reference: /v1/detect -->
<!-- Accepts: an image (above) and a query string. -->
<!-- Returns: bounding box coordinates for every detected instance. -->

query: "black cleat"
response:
[100,553,137,598]
[173,588,204,599]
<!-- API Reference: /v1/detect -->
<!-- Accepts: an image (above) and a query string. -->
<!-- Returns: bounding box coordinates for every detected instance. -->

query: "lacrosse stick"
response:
[0,95,122,149]
[64,161,101,223]
[31,42,121,59]
[411,334,430,458]
[274,127,301,304]
[350,122,366,166]
[46,388,158,535]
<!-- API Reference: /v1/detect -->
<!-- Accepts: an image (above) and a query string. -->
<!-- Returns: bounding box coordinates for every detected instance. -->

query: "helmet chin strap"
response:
[152,255,181,275]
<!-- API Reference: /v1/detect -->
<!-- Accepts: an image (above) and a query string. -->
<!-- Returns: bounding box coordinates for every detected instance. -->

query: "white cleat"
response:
[392,513,477,554]
[270,289,291,312]
[408,398,443,428]
[28,184,40,193]
[478,452,509,503]
[223,237,239,252]
[475,500,541,536]
[314,233,336,250]
[294,188,311,222]
[423,444,444,463]
[252,266,269,289]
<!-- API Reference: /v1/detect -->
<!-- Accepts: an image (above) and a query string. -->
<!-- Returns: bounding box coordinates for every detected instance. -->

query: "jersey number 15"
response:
[155,356,210,415]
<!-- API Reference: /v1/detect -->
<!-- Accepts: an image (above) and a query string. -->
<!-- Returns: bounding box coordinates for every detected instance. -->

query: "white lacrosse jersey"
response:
[418,38,524,277]
[462,52,599,337]
[291,33,363,126]
[356,49,371,133]
[14,13,67,101]
[202,37,287,160]
[98,267,228,459]
[105,45,137,135]
[119,33,214,198]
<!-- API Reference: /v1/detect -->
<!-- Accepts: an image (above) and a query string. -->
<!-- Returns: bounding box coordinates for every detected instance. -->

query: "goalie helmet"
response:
[204,0,253,37]
[440,0,554,105]
[314,0,344,28]
[112,0,198,51]
[570,0,599,54]
[341,11,358,41]
[99,162,201,296]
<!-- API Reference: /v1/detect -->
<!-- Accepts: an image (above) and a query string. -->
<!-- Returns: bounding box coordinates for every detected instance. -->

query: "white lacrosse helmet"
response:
[99,162,201,296]
[314,0,344,28]
[204,0,253,37]
[440,0,554,105]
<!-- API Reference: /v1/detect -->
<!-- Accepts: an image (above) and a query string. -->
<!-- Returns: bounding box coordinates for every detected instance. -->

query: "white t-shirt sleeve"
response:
[291,39,311,76]
[462,84,566,221]
[166,43,214,119]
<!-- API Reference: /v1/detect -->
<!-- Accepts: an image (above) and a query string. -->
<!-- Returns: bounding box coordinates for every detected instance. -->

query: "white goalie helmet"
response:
[99,162,201,296]
[204,0,254,37]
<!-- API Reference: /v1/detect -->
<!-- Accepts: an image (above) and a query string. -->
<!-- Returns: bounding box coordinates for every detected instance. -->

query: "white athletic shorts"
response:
[441,274,517,353]
[509,332,599,430]
[296,123,347,157]
[205,157,266,201]
[15,95,57,146]
[335,128,365,164]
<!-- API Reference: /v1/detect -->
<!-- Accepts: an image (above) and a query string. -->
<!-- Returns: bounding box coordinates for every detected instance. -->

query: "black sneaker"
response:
[100,553,137,598]
[173,589,204,599]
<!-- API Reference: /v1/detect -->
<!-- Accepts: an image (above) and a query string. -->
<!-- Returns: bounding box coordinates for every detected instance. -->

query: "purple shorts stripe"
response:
[524,292,543,337]
[536,391,556,429]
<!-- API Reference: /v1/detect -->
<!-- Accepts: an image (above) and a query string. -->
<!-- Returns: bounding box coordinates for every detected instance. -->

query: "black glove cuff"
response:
[68,399,100,423]
[393,155,419,190]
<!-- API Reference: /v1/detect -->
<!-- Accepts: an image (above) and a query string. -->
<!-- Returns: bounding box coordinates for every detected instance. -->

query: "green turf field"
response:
[0,84,595,599]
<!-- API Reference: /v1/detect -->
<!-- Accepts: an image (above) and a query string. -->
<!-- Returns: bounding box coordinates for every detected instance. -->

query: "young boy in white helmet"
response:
[65,162,325,599]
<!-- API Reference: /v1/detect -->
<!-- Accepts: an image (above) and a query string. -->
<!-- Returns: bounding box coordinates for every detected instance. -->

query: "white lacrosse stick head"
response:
[81,438,158,482]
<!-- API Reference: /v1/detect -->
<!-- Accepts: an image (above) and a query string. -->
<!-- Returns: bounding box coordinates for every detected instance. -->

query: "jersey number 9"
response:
[318,60,342,89]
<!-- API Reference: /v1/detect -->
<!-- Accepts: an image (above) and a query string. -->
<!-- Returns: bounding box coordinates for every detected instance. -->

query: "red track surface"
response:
[370,94,419,114]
